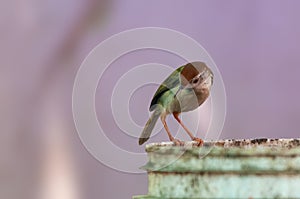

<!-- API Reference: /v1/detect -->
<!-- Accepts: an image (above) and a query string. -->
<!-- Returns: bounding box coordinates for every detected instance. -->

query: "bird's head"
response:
[175,62,213,97]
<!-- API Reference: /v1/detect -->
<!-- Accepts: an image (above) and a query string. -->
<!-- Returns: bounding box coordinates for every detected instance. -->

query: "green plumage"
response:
[149,66,184,111]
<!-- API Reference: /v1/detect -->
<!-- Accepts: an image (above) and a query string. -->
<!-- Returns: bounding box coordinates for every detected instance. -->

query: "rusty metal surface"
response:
[145,138,300,155]
[133,138,300,199]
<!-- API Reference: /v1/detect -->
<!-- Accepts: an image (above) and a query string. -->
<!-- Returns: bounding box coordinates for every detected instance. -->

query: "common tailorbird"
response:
[139,61,214,146]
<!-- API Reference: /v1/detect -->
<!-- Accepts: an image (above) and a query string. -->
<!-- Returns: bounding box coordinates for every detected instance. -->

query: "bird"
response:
[139,61,214,146]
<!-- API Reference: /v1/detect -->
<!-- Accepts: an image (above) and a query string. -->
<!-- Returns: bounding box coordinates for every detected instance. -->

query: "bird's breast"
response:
[167,88,210,113]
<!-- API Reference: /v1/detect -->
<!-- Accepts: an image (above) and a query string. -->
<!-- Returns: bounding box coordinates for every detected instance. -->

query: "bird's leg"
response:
[173,112,203,146]
[160,114,184,146]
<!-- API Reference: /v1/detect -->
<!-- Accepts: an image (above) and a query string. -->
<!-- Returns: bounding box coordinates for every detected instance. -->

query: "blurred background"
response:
[1,0,300,198]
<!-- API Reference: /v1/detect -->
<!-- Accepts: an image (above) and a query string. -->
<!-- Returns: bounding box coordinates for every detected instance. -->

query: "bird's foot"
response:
[171,138,184,146]
[192,137,204,146]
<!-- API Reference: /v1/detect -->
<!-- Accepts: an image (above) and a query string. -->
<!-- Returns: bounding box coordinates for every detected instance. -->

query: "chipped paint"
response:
[133,139,300,199]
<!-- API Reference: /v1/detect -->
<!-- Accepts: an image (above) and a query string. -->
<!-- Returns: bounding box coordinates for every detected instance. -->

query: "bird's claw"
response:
[192,137,204,146]
[172,139,184,146]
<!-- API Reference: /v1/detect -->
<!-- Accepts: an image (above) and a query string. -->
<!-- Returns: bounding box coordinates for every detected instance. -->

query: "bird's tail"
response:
[139,108,161,145]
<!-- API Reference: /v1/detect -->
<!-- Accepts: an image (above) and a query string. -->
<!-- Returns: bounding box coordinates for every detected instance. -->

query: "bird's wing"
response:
[149,65,184,111]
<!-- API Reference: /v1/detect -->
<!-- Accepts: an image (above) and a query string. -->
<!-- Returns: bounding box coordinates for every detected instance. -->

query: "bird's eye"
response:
[192,78,199,84]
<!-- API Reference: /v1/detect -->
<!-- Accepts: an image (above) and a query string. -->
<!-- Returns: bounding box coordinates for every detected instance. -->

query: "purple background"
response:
[1,1,300,199]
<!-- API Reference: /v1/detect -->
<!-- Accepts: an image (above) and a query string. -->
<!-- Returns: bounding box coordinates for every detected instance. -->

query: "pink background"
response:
[1,1,300,198]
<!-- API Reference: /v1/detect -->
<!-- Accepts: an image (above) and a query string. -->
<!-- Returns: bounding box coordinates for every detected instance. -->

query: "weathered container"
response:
[133,139,300,199]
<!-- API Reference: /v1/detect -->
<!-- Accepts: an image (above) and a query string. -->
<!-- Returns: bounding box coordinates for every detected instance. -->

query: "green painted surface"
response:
[133,139,300,199]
